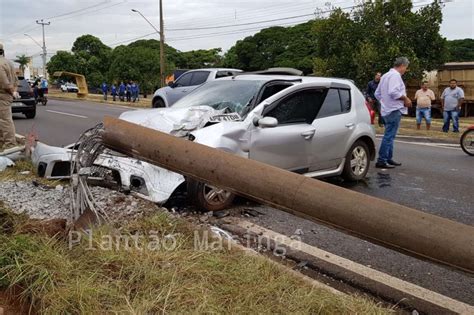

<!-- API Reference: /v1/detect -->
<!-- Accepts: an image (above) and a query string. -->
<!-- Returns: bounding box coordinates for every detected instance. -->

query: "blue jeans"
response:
[416,107,431,125]
[377,110,402,164]
[443,110,459,132]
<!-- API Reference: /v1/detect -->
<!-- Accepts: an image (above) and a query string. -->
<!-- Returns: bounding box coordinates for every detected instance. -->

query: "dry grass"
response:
[0,206,393,314]
[48,89,152,108]
[375,117,474,142]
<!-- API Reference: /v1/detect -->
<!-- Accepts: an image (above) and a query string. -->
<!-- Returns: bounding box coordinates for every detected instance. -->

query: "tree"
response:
[314,0,447,86]
[178,48,223,69]
[223,21,318,74]
[47,51,78,76]
[447,39,474,62]
[14,54,30,76]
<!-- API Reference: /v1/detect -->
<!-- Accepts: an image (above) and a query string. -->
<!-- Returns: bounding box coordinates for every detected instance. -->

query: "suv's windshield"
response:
[172,79,266,117]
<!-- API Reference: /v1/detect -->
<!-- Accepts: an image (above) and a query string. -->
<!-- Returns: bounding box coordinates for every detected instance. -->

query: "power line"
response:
[166,4,355,32]
[44,1,109,20]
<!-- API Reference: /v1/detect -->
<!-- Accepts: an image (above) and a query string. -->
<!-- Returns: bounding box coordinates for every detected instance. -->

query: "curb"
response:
[222,218,474,315]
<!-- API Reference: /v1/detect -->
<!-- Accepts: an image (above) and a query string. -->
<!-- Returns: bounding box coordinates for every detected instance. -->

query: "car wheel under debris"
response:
[187,179,235,211]
[342,140,370,181]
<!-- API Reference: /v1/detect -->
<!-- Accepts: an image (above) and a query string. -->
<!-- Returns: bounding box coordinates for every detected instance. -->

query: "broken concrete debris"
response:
[0,157,14,171]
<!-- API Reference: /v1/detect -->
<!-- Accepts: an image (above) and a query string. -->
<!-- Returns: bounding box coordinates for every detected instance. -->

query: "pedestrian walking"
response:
[101,82,108,101]
[374,57,412,169]
[414,82,435,130]
[441,79,464,133]
[366,72,383,127]
[0,42,19,151]
[119,81,125,102]
[126,81,132,102]
[111,84,117,101]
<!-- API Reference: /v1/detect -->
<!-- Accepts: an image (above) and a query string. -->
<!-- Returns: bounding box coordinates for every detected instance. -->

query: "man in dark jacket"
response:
[366,72,383,126]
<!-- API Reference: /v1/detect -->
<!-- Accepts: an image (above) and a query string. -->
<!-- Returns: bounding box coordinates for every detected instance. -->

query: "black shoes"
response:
[375,162,396,169]
[387,160,402,166]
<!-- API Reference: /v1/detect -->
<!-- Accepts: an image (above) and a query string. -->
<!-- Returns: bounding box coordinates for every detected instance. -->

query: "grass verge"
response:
[0,204,393,314]
[375,117,474,143]
[48,89,152,108]
[0,159,60,187]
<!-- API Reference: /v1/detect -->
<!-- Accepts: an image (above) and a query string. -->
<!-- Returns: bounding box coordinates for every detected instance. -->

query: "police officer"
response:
[0,42,19,151]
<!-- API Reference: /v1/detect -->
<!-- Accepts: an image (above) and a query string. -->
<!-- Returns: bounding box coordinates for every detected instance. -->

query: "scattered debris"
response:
[241,208,264,217]
[213,210,230,218]
[0,157,14,171]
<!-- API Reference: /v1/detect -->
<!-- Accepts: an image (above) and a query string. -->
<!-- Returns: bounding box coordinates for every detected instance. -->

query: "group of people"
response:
[367,57,465,169]
[101,81,140,103]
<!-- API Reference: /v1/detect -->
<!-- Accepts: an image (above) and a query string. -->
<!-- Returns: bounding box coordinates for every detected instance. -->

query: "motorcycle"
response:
[460,125,474,156]
[36,87,48,106]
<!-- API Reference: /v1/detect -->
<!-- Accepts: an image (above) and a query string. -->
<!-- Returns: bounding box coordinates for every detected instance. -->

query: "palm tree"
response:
[14,54,30,76]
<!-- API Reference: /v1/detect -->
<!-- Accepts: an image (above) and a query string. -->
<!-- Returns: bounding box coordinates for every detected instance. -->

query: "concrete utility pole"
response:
[35,19,50,78]
[159,0,166,87]
[131,1,166,87]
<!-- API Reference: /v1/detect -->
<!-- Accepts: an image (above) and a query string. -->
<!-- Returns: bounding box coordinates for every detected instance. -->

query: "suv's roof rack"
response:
[233,67,304,77]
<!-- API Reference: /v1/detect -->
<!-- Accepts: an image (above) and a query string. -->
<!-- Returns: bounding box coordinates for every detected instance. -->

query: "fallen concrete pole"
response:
[102,116,474,274]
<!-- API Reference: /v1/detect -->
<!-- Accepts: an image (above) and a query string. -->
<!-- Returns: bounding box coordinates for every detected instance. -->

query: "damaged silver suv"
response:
[118,74,376,211]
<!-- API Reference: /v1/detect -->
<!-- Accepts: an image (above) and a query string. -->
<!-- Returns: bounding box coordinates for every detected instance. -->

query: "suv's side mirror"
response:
[256,116,278,128]
[167,81,175,88]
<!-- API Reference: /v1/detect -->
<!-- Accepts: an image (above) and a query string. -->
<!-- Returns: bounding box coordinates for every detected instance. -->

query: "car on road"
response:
[12,77,36,119]
[120,74,376,211]
[61,82,79,93]
[151,68,242,108]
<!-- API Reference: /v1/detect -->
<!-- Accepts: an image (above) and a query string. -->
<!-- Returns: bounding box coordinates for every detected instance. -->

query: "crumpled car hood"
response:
[119,106,239,137]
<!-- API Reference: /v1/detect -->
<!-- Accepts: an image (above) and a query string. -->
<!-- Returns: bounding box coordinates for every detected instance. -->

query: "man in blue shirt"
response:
[441,79,465,133]
[101,82,108,101]
[374,57,412,169]
[118,81,125,102]
[111,84,117,102]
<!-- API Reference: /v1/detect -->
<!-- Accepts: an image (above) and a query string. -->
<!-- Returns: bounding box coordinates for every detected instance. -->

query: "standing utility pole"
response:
[159,0,166,87]
[131,2,166,87]
[36,19,50,78]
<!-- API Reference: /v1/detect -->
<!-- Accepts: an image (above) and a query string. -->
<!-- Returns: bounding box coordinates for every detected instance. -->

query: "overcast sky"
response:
[1,0,473,66]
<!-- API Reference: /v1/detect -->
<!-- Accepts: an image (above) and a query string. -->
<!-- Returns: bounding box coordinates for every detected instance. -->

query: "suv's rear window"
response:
[17,79,31,90]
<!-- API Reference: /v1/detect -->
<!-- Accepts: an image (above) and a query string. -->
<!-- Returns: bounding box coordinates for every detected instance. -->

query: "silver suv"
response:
[151,68,242,108]
[120,74,376,211]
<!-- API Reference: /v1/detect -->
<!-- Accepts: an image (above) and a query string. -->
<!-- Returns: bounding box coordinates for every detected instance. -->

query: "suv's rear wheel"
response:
[152,98,165,108]
[187,179,235,211]
[342,140,370,181]
[25,109,36,119]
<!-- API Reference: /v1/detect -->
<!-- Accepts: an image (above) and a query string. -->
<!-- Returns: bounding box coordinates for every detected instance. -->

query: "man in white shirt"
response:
[414,82,435,130]
[374,57,412,169]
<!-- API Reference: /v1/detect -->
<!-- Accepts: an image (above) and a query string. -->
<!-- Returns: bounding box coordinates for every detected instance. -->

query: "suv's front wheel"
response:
[342,140,370,181]
[187,179,235,211]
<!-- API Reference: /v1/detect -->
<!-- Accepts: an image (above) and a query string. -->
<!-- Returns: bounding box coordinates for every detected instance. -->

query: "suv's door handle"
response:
[345,123,355,128]
[301,130,316,140]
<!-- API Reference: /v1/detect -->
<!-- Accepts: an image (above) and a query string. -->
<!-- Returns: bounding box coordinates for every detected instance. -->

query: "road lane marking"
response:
[45,110,88,119]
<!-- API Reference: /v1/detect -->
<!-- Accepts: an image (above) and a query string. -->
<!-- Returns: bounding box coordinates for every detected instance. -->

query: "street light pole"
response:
[131,3,166,87]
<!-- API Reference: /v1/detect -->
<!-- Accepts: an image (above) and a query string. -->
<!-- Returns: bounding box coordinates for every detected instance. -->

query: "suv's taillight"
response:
[365,101,375,125]
[28,88,34,97]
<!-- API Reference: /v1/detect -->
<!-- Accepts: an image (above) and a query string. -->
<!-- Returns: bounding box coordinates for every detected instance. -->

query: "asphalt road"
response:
[12,98,474,304]
[14,98,133,146]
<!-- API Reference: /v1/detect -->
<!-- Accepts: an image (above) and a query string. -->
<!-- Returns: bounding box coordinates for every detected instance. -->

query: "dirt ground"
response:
[0,290,31,315]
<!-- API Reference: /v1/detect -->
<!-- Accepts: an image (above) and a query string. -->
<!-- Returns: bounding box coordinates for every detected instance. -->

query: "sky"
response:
[0,0,473,67]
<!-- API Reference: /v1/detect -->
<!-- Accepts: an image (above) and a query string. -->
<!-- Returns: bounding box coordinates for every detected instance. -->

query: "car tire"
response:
[25,110,36,119]
[187,179,235,212]
[153,98,165,108]
[460,129,474,156]
[342,140,370,181]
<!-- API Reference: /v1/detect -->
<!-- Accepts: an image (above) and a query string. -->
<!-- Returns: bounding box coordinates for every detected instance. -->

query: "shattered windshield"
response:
[172,79,266,117]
